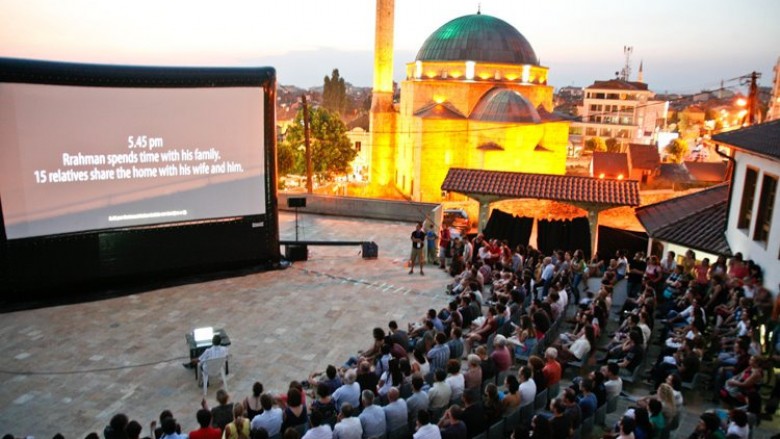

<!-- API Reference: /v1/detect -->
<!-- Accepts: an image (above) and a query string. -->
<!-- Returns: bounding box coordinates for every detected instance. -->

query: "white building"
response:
[636,119,779,295]
[714,119,780,292]
[573,79,667,149]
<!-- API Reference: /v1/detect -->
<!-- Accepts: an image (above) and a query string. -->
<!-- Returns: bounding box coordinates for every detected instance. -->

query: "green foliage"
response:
[585,137,607,152]
[277,140,295,176]
[605,138,622,153]
[282,107,356,177]
[322,69,347,115]
[664,138,689,163]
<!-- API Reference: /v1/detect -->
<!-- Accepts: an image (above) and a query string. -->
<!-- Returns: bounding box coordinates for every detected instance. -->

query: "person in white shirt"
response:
[726,408,750,439]
[517,366,537,407]
[412,410,441,439]
[444,360,465,404]
[602,363,623,400]
[333,404,362,439]
[302,410,333,439]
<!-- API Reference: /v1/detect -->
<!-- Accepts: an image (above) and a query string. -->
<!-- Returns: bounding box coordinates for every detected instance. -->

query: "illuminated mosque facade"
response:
[369,1,570,202]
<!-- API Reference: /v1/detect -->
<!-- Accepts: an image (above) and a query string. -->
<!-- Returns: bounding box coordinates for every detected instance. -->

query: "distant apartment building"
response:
[572,79,668,149]
[767,57,780,121]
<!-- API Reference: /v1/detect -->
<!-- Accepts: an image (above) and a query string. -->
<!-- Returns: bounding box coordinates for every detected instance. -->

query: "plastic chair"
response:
[606,395,619,414]
[580,415,594,438]
[503,406,521,436]
[595,403,607,427]
[388,424,409,439]
[518,402,534,428]
[681,372,704,391]
[487,419,505,439]
[534,388,548,411]
[547,382,561,403]
[198,356,228,396]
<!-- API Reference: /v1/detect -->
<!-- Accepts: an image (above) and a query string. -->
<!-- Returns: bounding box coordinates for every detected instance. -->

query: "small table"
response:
[185,328,231,379]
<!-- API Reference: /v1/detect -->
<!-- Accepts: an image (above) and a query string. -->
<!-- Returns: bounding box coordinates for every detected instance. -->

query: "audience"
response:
[35,244,780,439]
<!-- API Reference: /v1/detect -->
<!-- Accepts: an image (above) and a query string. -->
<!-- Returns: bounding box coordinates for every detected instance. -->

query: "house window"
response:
[737,167,758,229]
[354,141,361,152]
[753,174,777,243]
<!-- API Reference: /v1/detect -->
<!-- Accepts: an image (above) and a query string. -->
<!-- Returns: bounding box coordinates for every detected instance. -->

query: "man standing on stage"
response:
[410,222,426,275]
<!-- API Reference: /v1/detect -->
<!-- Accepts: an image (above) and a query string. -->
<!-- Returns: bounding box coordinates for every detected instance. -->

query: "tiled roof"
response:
[628,143,660,169]
[587,79,649,91]
[635,184,731,255]
[712,119,780,160]
[413,101,467,119]
[683,161,728,182]
[591,152,630,178]
[441,168,640,206]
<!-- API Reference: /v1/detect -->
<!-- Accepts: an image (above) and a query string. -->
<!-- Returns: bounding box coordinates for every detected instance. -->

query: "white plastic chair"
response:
[198,356,228,396]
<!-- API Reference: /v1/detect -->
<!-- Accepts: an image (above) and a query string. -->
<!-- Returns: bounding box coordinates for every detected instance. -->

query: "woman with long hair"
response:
[243,382,264,420]
[224,403,250,439]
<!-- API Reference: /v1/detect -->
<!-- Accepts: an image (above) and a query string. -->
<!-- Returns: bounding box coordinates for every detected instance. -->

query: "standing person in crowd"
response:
[410,222,426,275]
[439,226,451,270]
[426,223,438,266]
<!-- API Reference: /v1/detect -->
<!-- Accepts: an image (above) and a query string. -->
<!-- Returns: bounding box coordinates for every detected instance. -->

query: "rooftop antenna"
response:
[620,46,633,81]
[477,3,481,14]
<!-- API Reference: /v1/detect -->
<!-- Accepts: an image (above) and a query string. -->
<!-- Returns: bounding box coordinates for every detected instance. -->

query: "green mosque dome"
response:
[471,87,541,123]
[415,14,539,65]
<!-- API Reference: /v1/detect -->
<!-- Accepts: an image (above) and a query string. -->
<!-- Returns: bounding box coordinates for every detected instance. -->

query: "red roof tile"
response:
[635,184,731,255]
[441,168,640,206]
[683,161,728,182]
[628,144,660,170]
[591,152,630,178]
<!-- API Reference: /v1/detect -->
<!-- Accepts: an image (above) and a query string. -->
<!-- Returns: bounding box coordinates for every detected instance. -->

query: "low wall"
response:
[278,193,438,223]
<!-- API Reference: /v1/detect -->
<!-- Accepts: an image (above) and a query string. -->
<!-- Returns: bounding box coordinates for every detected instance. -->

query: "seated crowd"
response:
[26,235,780,439]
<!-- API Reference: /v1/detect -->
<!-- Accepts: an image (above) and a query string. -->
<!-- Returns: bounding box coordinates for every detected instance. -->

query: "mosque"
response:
[369,1,570,202]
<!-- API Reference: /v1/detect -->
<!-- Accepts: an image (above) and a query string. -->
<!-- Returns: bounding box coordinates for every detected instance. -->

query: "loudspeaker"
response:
[287,197,306,208]
[285,244,308,261]
[361,241,378,259]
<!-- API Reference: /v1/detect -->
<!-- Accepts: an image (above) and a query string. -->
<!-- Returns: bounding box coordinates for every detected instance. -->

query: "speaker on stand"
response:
[286,197,308,261]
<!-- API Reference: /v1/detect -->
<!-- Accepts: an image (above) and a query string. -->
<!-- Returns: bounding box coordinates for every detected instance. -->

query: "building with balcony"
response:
[572,79,667,149]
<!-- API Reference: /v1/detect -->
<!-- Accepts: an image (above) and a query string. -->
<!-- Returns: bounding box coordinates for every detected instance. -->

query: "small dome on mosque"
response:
[471,87,541,123]
[415,14,539,65]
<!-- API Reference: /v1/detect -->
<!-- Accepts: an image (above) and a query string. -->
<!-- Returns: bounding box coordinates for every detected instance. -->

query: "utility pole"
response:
[747,71,760,126]
[302,94,313,194]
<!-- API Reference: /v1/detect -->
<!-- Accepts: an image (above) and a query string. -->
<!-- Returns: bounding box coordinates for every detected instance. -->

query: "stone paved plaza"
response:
[0,212,778,438]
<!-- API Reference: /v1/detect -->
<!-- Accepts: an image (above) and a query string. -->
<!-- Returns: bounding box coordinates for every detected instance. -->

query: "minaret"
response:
[637,60,644,83]
[369,0,397,190]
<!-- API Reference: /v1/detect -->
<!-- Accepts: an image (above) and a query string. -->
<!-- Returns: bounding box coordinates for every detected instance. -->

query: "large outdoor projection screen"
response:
[1,84,266,239]
[0,59,279,298]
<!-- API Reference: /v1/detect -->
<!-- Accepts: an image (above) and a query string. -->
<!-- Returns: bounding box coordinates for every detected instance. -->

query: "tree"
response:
[664,138,689,163]
[282,106,356,177]
[585,137,607,152]
[322,69,347,116]
[605,138,622,153]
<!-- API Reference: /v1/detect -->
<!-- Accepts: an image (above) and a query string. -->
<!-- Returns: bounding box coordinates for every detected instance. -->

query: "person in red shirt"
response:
[542,347,562,387]
[189,409,222,439]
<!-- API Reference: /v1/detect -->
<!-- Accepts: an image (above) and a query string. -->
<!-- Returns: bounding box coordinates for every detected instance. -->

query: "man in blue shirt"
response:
[359,390,387,439]
[426,333,451,374]
[577,378,598,419]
